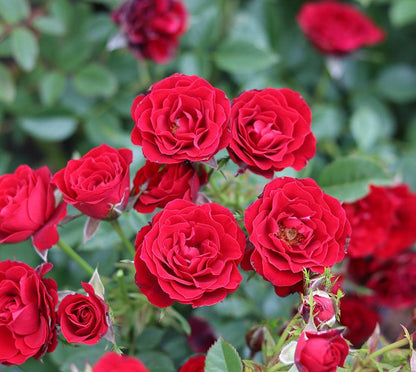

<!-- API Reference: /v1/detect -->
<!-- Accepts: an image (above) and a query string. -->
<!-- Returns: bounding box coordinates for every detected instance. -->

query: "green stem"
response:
[57,239,94,276]
[111,220,136,258]
[369,337,410,359]
[273,314,301,357]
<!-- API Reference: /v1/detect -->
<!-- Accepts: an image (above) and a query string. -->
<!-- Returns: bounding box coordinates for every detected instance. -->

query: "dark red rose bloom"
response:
[131,74,231,164]
[339,295,379,347]
[244,177,350,295]
[134,200,246,308]
[57,283,108,345]
[299,290,336,328]
[0,165,67,250]
[0,261,58,365]
[228,88,316,178]
[111,0,187,64]
[132,161,208,213]
[343,184,416,258]
[52,144,133,220]
[178,355,205,372]
[297,0,385,55]
[93,352,149,372]
[186,316,216,353]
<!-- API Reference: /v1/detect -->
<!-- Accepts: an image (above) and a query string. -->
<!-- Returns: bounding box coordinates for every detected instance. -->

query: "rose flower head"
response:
[0,165,67,250]
[111,0,188,64]
[178,355,205,372]
[297,0,385,55]
[93,352,149,372]
[134,200,246,308]
[132,161,208,213]
[52,144,133,220]
[228,88,316,178]
[131,73,231,164]
[244,177,351,296]
[299,290,336,329]
[0,261,58,365]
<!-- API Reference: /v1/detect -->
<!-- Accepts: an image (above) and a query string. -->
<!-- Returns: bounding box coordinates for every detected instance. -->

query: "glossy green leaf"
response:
[311,104,344,141]
[0,0,29,24]
[205,337,243,372]
[33,16,66,36]
[39,72,66,105]
[10,27,39,71]
[0,63,15,103]
[376,64,416,103]
[390,0,416,27]
[19,116,77,141]
[73,64,118,97]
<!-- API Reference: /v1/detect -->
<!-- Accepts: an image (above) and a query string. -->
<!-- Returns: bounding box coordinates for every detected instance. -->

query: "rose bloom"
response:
[132,161,208,213]
[178,355,205,372]
[134,200,246,307]
[339,295,379,347]
[93,352,149,372]
[52,144,133,220]
[57,282,108,345]
[111,0,187,64]
[343,184,416,258]
[244,177,351,295]
[0,261,58,365]
[131,73,231,164]
[297,0,385,55]
[228,88,316,178]
[299,290,336,328]
[0,165,67,250]
[294,329,349,372]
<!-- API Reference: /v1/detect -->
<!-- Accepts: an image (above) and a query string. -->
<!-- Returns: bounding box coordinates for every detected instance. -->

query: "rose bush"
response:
[134,200,246,307]
[228,88,316,178]
[92,352,149,372]
[131,73,231,164]
[0,165,67,250]
[0,261,58,365]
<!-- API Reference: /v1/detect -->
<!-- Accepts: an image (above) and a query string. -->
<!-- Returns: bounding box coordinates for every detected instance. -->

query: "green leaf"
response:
[33,16,66,36]
[19,116,77,141]
[390,0,416,27]
[376,64,416,103]
[10,27,39,72]
[73,64,118,97]
[205,337,243,372]
[39,71,66,105]
[318,156,391,202]
[214,40,279,74]
[0,63,15,103]
[311,104,344,141]
[0,0,29,24]
[350,106,380,151]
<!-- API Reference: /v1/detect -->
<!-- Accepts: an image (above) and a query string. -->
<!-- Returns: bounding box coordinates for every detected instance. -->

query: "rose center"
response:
[276,222,305,246]
[170,122,179,134]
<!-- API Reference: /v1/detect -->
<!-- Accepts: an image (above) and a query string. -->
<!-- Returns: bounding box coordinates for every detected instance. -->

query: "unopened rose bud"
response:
[246,325,267,353]
[299,290,336,328]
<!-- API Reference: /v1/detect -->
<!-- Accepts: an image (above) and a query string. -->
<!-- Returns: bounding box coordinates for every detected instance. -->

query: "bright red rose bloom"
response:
[134,200,246,308]
[132,161,208,213]
[93,352,149,372]
[178,355,205,372]
[339,295,379,347]
[131,74,231,164]
[57,282,108,345]
[0,165,67,250]
[111,0,187,64]
[52,144,133,220]
[295,329,349,372]
[228,88,316,178]
[244,177,350,294]
[297,0,385,55]
[343,184,416,258]
[0,261,58,365]
[299,290,336,328]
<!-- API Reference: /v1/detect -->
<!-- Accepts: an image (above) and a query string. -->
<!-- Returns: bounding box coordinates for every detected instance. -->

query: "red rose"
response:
[295,329,349,372]
[244,177,350,294]
[339,295,379,347]
[131,74,231,164]
[0,261,58,365]
[93,352,149,372]
[132,161,208,213]
[57,282,108,345]
[186,316,216,353]
[178,355,205,372]
[111,0,187,64]
[343,184,416,258]
[299,290,336,328]
[297,0,385,55]
[134,200,246,307]
[228,88,316,178]
[52,144,133,220]
[0,165,67,250]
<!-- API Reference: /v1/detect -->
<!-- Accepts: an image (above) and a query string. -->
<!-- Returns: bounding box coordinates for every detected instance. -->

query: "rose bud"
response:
[294,329,349,372]
[186,316,216,353]
[57,282,109,345]
[52,144,133,220]
[0,165,67,250]
[299,290,336,328]
[246,325,268,353]
[0,260,58,365]
[178,355,205,372]
[93,352,149,372]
